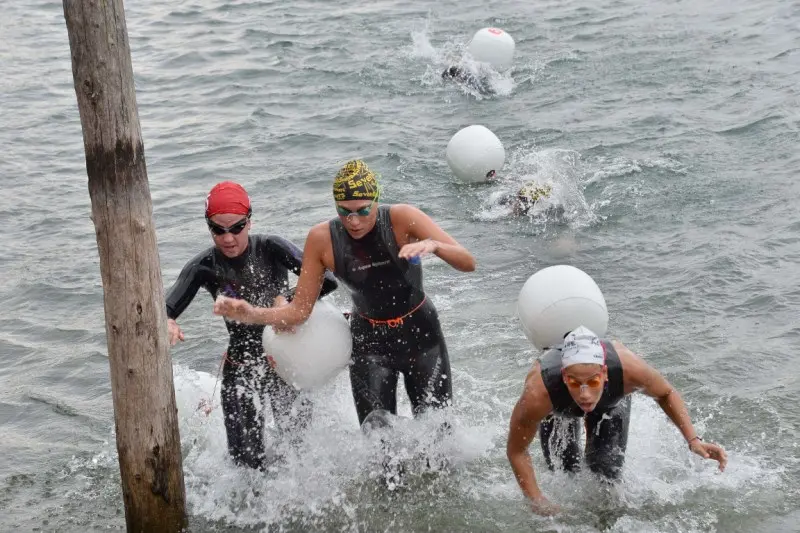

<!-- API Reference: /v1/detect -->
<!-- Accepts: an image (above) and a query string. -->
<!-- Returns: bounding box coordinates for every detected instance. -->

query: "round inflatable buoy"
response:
[446,125,505,183]
[517,265,608,350]
[263,299,352,390]
[467,28,515,71]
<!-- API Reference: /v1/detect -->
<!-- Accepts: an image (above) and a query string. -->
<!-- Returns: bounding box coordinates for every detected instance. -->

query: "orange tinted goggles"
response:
[565,374,604,390]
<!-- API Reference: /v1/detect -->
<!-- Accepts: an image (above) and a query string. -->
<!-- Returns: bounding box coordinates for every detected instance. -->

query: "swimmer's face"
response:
[208,213,251,258]
[562,363,607,413]
[336,199,378,239]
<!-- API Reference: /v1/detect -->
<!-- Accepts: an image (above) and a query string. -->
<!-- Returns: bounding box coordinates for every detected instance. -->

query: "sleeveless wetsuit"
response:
[329,205,452,426]
[165,234,338,470]
[538,341,632,480]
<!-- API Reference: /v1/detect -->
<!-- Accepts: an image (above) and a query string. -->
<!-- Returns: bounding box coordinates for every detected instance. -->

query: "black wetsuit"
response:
[165,234,338,470]
[441,65,493,94]
[538,341,631,480]
[329,205,452,427]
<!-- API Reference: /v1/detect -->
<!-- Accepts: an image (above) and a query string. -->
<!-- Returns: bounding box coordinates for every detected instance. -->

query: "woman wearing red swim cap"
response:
[214,161,475,484]
[164,181,338,470]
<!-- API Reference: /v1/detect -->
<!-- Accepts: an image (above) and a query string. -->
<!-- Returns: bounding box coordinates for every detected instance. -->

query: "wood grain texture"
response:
[63,1,187,530]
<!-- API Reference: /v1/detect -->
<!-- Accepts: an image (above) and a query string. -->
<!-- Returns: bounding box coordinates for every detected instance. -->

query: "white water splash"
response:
[408,21,515,98]
[476,147,598,229]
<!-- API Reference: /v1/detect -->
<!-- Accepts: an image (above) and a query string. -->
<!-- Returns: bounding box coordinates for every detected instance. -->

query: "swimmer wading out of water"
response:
[164,181,338,470]
[506,326,727,516]
[214,160,476,432]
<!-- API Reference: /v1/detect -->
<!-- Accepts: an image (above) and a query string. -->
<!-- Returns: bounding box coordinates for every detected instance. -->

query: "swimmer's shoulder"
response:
[305,221,336,268]
[516,361,553,418]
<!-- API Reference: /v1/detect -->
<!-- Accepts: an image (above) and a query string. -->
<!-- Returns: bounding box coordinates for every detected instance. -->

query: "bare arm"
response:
[506,368,560,515]
[618,342,727,471]
[213,225,329,327]
[392,204,476,272]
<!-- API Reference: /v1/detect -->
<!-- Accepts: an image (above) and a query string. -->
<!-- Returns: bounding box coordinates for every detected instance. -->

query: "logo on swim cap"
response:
[333,160,380,202]
[561,326,605,368]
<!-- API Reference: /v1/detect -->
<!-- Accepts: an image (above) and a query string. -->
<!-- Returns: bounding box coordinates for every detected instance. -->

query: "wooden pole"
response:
[62,1,187,531]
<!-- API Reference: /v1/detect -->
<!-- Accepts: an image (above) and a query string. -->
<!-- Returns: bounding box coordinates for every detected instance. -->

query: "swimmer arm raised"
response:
[214,226,327,327]
[506,371,561,516]
[392,204,476,272]
[618,343,728,471]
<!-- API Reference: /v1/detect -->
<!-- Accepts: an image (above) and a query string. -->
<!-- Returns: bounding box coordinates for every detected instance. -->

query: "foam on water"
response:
[171,364,497,529]
[409,21,515,98]
[62,362,779,531]
[3,0,800,530]
[474,146,597,230]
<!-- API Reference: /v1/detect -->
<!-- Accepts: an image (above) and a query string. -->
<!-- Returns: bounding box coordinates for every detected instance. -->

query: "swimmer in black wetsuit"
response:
[442,66,469,82]
[442,65,493,94]
[213,161,475,432]
[165,181,337,470]
[506,326,728,516]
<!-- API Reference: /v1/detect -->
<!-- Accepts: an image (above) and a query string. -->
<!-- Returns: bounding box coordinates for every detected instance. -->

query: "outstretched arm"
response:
[392,204,476,272]
[214,226,329,327]
[618,342,728,471]
[506,370,561,516]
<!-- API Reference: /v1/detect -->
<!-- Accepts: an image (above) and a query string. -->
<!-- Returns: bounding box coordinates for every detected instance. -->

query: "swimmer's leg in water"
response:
[539,414,582,474]
[264,366,312,453]
[220,359,269,470]
[360,408,407,489]
[584,396,632,481]
[404,341,453,415]
[349,348,426,489]
[349,354,399,426]
[403,341,454,470]
[350,357,403,485]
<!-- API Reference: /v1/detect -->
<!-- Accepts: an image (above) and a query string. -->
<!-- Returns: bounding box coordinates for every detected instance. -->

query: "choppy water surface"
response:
[1,0,799,531]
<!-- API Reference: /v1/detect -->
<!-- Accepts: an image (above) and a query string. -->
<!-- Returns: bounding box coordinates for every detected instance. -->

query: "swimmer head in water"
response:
[498,181,552,216]
[441,65,493,94]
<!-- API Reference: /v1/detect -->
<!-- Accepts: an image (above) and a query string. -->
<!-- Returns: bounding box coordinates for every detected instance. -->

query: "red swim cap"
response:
[205,181,251,217]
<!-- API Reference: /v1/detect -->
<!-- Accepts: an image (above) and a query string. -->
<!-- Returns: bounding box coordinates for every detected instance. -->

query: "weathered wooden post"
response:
[62,1,187,530]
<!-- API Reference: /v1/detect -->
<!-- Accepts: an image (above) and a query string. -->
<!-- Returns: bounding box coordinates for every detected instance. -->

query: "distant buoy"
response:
[263,299,352,390]
[467,28,515,71]
[446,125,505,183]
[517,265,608,350]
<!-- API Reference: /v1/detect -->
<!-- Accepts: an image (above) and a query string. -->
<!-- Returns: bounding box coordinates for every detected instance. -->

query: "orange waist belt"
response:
[358,297,427,328]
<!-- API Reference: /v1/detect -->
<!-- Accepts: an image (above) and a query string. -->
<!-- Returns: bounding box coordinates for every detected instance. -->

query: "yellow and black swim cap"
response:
[518,182,552,204]
[333,160,379,202]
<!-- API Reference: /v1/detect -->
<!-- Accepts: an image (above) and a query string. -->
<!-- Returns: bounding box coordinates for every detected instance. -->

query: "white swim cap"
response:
[561,326,605,368]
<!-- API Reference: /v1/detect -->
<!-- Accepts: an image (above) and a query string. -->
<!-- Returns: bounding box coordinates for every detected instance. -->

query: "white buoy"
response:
[467,28,515,71]
[517,265,609,350]
[446,125,505,183]
[263,299,352,390]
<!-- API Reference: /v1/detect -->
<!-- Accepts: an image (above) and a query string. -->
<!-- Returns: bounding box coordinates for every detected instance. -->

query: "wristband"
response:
[687,435,702,447]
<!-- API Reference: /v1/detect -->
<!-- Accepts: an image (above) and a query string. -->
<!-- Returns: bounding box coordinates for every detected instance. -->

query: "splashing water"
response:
[408,21,515,98]
[53,365,764,531]
[475,147,597,230]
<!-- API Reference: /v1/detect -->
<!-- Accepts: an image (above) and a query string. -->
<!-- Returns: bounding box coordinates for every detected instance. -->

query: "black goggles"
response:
[206,213,250,235]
